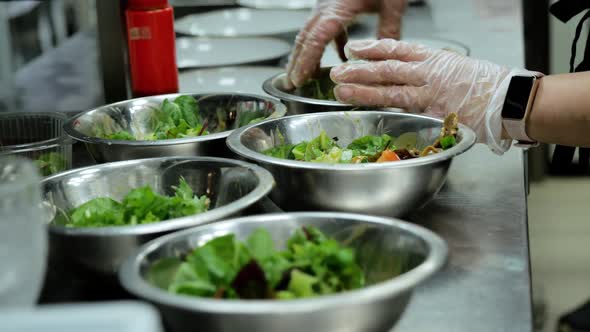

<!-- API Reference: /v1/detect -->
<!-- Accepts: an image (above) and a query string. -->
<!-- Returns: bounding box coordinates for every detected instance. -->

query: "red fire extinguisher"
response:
[125,0,179,97]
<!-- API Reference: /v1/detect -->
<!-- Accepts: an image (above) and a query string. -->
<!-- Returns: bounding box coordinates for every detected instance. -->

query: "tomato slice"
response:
[376,149,401,163]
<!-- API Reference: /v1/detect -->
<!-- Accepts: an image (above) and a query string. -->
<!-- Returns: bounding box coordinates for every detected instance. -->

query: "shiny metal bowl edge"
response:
[119,212,448,332]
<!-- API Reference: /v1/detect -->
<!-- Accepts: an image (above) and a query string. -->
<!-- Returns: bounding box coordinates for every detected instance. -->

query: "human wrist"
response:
[487,69,544,153]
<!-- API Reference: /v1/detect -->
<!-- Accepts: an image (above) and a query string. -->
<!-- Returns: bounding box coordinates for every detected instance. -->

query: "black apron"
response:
[549,0,590,174]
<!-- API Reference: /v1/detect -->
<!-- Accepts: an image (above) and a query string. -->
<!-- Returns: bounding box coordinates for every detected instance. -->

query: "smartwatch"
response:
[501,74,542,147]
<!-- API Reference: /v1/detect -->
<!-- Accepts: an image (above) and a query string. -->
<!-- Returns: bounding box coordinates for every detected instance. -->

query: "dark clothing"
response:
[549,0,590,174]
[546,3,590,331]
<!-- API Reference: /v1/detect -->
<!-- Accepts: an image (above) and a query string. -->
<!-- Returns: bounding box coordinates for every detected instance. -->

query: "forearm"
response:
[526,71,590,147]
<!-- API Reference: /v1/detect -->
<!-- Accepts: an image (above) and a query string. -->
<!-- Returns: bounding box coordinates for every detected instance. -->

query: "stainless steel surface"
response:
[64,93,287,163]
[262,67,365,114]
[227,111,475,217]
[397,145,532,332]
[119,212,448,332]
[42,156,275,278]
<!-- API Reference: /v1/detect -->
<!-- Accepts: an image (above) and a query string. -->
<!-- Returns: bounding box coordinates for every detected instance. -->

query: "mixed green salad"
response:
[148,226,365,300]
[264,113,459,164]
[297,76,337,101]
[35,152,66,176]
[101,95,268,141]
[55,177,210,228]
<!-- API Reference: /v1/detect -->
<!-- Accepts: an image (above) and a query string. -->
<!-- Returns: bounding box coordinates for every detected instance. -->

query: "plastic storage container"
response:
[0,157,46,308]
[0,112,73,176]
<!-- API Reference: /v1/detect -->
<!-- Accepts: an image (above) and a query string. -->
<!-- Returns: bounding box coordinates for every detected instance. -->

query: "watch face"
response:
[502,76,535,120]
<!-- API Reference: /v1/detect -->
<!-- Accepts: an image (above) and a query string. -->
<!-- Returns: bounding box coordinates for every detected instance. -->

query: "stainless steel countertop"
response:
[397,2,531,331]
[17,1,532,331]
[399,146,531,332]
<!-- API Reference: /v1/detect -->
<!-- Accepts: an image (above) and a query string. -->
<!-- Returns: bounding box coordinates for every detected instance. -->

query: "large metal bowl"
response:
[64,93,287,163]
[227,111,476,217]
[263,67,380,114]
[41,157,274,281]
[119,212,448,332]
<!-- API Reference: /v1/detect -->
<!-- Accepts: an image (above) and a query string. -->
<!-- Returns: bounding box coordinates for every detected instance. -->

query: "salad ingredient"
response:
[376,149,400,163]
[148,226,365,300]
[147,95,209,140]
[263,113,460,163]
[298,77,336,101]
[393,132,418,150]
[106,131,136,141]
[35,152,67,176]
[100,95,272,140]
[99,95,209,141]
[57,177,210,228]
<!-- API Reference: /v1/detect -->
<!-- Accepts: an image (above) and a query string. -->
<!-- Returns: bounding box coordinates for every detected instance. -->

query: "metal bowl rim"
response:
[63,92,287,146]
[119,211,448,314]
[262,70,354,107]
[43,156,275,236]
[226,111,476,170]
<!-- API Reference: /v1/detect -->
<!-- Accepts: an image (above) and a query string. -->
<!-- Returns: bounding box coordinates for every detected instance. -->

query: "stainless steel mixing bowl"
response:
[41,157,274,279]
[263,67,382,114]
[64,93,287,163]
[227,111,476,217]
[119,212,448,332]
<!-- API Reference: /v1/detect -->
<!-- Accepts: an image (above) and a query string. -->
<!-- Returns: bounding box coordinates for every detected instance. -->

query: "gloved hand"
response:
[286,0,407,88]
[330,39,540,154]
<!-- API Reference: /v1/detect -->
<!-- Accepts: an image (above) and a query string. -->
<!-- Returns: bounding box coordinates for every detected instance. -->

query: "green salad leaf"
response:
[106,131,136,140]
[148,226,365,300]
[100,96,209,141]
[440,135,457,150]
[302,79,336,101]
[262,131,398,164]
[237,110,267,127]
[263,144,295,160]
[60,177,210,228]
[347,134,394,159]
[100,95,273,141]
[150,96,209,140]
[35,152,67,176]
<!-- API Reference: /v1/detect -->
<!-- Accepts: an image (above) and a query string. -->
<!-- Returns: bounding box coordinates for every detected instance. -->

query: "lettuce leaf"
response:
[149,226,365,300]
[61,177,210,228]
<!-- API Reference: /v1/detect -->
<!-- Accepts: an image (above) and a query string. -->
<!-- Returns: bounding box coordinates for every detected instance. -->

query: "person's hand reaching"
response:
[330,39,540,154]
[286,0,407,88]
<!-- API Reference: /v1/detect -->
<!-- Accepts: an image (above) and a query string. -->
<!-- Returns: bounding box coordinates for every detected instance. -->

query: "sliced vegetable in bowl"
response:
[263,113,460,164]
[148,226,364,300]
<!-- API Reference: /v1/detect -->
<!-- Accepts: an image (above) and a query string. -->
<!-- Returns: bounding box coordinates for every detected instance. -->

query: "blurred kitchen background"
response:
[1,0,589,331]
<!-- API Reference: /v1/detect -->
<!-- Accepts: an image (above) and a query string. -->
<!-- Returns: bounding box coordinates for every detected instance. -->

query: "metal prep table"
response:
[17,1,532,331]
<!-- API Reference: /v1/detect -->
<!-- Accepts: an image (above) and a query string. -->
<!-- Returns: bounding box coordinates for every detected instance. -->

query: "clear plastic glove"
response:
[330,39,540,154]
[286,0,408,88]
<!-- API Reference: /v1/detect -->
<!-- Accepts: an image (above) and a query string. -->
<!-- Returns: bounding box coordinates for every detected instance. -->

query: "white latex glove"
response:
[286,0,408,88]
[330,39,540,154]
